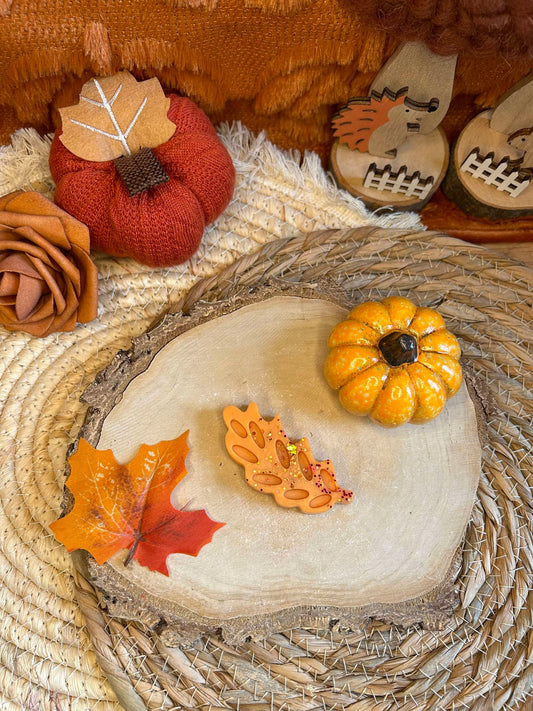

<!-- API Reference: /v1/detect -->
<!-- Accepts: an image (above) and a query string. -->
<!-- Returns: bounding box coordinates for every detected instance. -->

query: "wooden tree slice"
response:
[74,285,483,644]
[330,127,448,211]
[443,110,533,220]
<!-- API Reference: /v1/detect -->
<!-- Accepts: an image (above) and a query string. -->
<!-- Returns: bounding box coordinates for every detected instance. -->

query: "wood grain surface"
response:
[88,293,483,643]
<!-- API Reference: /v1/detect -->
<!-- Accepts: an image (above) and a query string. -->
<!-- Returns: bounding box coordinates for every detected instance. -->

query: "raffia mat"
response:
[0,124,531,711]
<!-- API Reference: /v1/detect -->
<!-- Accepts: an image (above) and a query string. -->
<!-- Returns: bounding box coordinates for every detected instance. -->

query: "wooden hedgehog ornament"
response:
[330,42,457,211]
[443,72,533,219]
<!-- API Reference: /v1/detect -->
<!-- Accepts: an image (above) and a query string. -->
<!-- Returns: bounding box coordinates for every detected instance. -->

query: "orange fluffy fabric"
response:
[0,0,531,160]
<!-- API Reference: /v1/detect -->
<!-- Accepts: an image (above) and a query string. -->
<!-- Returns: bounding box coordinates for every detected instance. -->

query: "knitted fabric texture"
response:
[49,95,236,267]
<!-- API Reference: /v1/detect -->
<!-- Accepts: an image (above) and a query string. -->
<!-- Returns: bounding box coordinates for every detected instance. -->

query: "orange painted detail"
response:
[409,307,446,339]
[381,296,418,330]
[348,301,393,335]
[223,402,353,514]
[339,361,390,415]
[327,319,378,348]
[418,352,463,396]
[419,330,461,359]
[370,368,417,427]
[324,296,463,427]
[407,362,448,423]
[331,92,407,153]
[323,345,380,390]
[50,435,225,575]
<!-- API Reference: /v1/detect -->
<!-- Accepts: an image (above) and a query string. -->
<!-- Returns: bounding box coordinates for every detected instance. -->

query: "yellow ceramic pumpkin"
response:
[324,296,462,427]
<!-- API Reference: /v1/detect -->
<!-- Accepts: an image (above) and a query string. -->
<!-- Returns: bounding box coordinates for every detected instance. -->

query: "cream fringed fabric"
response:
[0,123,422,271]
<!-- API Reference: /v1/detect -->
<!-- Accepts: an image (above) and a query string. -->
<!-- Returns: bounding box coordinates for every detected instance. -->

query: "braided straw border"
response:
[71,226,532,711]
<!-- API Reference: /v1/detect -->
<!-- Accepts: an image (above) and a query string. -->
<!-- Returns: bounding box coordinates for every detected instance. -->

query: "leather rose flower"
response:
[0,191,98,337]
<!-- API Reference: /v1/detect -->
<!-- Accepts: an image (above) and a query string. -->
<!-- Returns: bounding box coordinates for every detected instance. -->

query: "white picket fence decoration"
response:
[460,149,530,198]
[363,163,434,199]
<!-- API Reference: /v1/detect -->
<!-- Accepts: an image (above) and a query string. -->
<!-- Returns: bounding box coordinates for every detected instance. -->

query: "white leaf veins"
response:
[68,79,147,156]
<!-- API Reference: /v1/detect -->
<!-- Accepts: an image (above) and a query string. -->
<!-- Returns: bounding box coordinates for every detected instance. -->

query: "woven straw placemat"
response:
[0,125,532,711]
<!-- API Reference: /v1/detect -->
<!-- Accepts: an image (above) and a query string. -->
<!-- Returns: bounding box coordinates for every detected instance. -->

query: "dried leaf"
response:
[59,71,176,161]
[50,434,224,575]
[223,402,353,514]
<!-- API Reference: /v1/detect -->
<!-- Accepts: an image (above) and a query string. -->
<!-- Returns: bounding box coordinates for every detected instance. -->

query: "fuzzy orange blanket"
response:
[1,0,531,241]
[0,0,530,160]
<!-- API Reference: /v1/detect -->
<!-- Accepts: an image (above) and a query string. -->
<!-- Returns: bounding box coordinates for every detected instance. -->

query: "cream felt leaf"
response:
[58,72,176,162]
[50,434,225,576]
[223,402,353,514]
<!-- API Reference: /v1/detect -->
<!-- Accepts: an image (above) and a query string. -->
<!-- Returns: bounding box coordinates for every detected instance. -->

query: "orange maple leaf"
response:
[50,433,224,575]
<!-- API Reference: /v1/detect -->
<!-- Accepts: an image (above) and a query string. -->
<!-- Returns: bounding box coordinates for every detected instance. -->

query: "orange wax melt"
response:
[223,402,353,514]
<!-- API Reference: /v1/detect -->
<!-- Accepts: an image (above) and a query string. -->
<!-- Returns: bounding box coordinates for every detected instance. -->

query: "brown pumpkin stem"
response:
[379,331,418,366]
[114,148,169,196]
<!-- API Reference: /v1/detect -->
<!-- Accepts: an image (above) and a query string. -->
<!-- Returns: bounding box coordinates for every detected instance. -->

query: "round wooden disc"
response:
[84,290,482,642]
[330,128,449,211]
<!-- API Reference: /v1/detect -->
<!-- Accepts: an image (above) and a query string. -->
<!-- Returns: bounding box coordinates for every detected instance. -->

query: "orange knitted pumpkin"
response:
[49,94,235,267]
[324,296,462,427]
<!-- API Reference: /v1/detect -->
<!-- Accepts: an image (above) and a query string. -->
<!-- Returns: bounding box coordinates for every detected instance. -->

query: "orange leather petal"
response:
[0,191,97,337]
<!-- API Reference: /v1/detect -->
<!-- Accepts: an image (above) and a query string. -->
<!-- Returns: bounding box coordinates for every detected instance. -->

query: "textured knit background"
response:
[0,0,531,158]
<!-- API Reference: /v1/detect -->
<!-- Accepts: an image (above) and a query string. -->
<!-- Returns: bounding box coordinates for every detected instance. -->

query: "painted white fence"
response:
[363,163,434,200]
[460,149,530,198]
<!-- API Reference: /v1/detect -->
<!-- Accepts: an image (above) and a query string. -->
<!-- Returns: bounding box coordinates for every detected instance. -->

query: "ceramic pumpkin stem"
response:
[378,331,418,366]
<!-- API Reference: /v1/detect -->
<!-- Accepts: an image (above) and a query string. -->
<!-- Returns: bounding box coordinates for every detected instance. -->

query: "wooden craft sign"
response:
[76,292,482,643]
[330,42,456,211]
[443,72,533,219]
